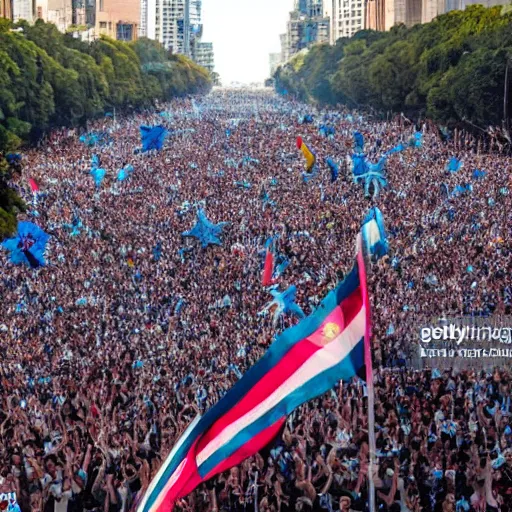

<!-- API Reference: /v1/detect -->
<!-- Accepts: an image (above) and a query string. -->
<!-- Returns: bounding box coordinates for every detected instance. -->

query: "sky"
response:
[201,0,292,84]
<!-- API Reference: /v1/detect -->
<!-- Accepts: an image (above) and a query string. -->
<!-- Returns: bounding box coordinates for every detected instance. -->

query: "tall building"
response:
[96,0,139,41]
[385,0,421,28]
[365,0,385,30]
[72,0,96,27]
[367,0,511,28]
[421,0,437,22]
[0,0,13,19]
[194,40,213,72]
[141,0,186,53]
[282,0,330,62]
[140,0,214,73]
[279,32,288,62]
[12,0,36,22]
[329,0,366,40]
[35,0,73,31]
[423,0,510,22]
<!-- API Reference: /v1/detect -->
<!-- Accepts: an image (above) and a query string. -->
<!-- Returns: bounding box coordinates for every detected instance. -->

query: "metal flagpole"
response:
[356,233,376,512]
[366,364,377,512]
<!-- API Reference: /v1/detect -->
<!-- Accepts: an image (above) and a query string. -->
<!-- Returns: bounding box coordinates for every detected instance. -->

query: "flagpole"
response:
[356,234,377,512]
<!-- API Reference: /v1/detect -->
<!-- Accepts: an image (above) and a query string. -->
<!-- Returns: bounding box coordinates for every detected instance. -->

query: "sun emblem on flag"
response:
[323,322,341,341]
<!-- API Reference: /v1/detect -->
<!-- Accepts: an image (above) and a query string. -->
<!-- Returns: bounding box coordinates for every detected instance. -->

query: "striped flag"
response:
[296,136,316,172]
[361,207,389,260]
[139,249,371,512]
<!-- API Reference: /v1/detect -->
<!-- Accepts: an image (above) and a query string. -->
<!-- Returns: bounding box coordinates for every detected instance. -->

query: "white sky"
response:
[201,0,292,84]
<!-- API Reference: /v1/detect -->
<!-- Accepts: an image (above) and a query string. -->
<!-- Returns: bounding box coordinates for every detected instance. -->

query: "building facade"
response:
[329,0,366,40]
[194,40,213,73]
[385,0,421,28]
[140,0,214,73]
[12,0,35,22]
[187,0,202,57]
[0,0,13,19]
[368,0,511,28]
[96,0,139,41]
[365,0,385,30]
[281,0,330,61]
[141,0,186,53]
[36,0,73,32]
[279,32,288,63]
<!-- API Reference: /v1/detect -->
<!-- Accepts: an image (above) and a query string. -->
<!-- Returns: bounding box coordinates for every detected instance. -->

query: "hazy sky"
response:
[201,0,292,84]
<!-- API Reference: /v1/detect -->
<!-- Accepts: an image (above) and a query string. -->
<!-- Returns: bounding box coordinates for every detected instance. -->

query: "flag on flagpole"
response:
[140,249,371,512]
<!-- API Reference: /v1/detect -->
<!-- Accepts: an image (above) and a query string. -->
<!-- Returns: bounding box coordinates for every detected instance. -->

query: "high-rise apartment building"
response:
[328,0,366,40]
[279,33,288,62]
[140,0,214,73]
[195,40,213,72]
[141,0,185,53]
[281,0,330,61]
[12,0,35,22]
[187,0,202,58]
[0,0,13,19]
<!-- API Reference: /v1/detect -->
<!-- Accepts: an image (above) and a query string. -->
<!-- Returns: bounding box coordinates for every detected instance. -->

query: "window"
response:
[99,21,107,28]
[117,23,134,41]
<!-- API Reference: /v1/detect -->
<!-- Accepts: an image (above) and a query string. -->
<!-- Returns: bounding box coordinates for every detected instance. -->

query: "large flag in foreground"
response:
[139,251,371,512]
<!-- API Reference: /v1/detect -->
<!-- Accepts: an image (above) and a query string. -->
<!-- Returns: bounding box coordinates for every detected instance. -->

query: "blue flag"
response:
[361,207,389,261]
[354,132,365,153]
[117,164,134,181]
[446,157,462,173]
[90,168,106,188]
[140,125,168,152]
[326,158,339,183]
[351,154,368,176]
[262,285,305,326]
[2,221,50,268]
[182,209,229,248]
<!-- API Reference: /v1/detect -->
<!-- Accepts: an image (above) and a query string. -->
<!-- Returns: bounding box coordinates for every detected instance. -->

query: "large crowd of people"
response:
[1,90,511,512]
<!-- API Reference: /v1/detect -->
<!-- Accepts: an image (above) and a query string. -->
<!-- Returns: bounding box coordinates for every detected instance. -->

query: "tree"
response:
[274,4,512,128]
[0,22,212,237]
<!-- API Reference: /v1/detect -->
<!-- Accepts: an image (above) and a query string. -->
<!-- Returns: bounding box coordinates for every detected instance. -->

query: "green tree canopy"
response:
[274,5,512,126]
[0,22,211,238]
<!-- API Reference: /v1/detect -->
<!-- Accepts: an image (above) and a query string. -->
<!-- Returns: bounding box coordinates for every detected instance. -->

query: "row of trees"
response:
[0,19,212,238]
[274,5,512,128]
